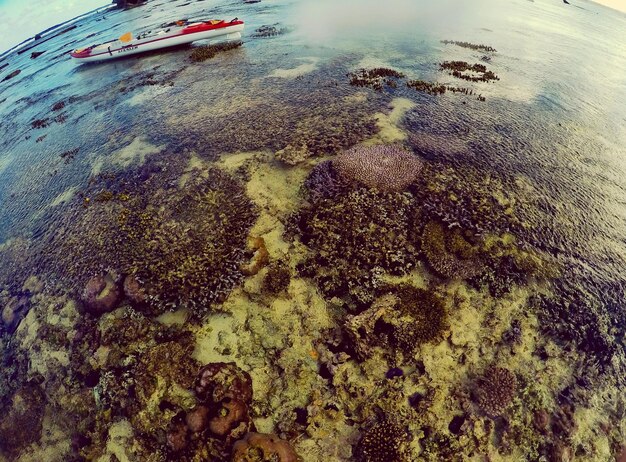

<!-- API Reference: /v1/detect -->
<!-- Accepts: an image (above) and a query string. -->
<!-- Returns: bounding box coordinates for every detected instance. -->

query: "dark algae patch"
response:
[441,39,497,52]
[440,60,500,82]
[348,67,406,91]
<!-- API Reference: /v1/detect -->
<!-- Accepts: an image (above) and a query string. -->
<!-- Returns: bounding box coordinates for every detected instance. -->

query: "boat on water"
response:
[70,18,244,63]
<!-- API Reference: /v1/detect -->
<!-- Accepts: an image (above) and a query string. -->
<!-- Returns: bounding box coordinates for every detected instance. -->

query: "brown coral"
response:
[232,432,299,462]
[208,398,253,439]
[333,144,424,192]
[474,366,518,417]
[81,273,121,315]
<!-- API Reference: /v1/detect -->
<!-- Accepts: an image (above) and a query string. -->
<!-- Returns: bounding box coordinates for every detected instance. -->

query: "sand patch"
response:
[366,97,416,144]
[269,57,320,79]
[48,186,78,208]
[110,136,165,169]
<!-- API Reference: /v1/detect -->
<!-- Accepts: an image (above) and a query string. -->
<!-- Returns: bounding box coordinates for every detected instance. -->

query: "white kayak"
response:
[71,18,244,63]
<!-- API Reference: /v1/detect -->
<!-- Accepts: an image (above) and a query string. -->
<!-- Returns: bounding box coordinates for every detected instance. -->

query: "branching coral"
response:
[302,161,351,203]
[294,188,419,305]
[332,144,424,192]
[40,165,257,317]
[473,366,518,417]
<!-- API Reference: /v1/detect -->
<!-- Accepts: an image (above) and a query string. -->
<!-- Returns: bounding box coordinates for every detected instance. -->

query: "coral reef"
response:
[332,144,424,192]
[194,362,253,405]
[345,285,447,361]
[412,162,521,236]
[252,24,291,38]
[406,79,447,95]
[190,41,243,62]
[0,384,46,459]
[40,164,258,317]
[294,188,419,304]
[473,366,518,417]
[348,68,406,91]
[232,432,299,462]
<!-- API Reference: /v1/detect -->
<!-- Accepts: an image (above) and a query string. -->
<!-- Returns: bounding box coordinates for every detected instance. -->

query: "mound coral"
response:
[232,432,299,462]
[355,416,410,462]
[41,164,257,317]
[81,273,121,315]
[474,366,518,417]
[333,144,424,192]
[294,188,419,304]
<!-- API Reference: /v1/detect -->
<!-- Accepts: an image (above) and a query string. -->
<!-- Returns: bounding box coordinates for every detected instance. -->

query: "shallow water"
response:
[1,0,625,460]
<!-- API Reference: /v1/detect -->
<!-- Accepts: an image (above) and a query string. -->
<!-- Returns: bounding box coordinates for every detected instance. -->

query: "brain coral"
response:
[474,366,518,417]
[294,188,419,305]
[40,163,257,317]
[333,144,424,192]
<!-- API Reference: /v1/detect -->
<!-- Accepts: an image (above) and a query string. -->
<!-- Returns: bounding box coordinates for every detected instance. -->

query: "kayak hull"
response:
[71,21,244,63]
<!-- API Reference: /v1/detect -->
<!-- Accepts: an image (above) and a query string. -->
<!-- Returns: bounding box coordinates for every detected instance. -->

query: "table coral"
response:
[333,144,424,192]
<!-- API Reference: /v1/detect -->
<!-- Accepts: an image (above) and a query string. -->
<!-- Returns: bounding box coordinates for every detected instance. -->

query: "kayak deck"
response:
[71,19,244,62]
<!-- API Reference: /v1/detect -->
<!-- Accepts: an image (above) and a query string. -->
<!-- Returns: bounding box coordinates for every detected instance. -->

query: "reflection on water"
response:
[0,0,625,460]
